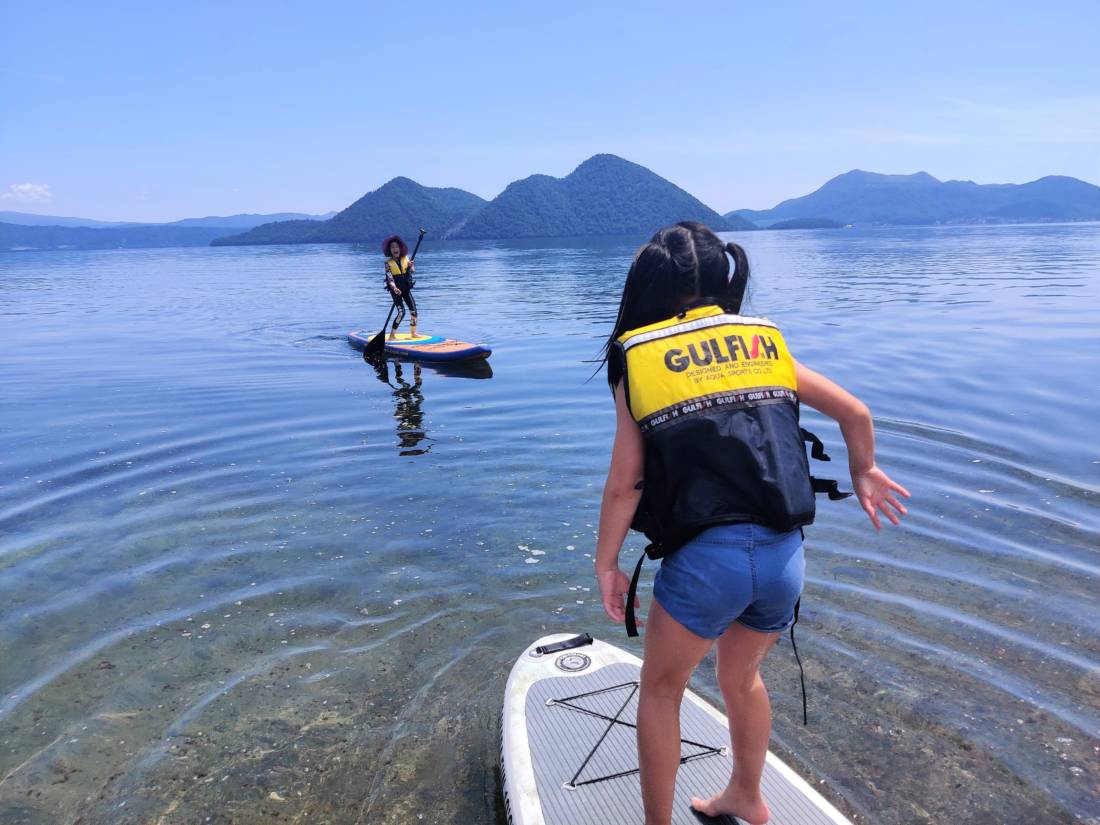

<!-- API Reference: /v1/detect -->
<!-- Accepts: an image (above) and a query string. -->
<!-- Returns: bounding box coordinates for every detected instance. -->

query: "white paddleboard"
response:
[501,633,852,825]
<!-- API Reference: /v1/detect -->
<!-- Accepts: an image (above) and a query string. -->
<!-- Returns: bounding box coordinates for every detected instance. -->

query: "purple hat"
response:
[381,235,408,256]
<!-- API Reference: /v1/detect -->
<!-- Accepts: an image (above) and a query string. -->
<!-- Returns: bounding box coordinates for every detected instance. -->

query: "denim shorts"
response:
[652,522,805,639]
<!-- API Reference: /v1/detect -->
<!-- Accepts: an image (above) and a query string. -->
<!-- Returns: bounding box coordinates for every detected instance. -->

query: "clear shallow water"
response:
[0,225,1097,825]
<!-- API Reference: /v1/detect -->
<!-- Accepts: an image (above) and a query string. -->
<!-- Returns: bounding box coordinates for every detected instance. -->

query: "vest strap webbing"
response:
[790,596,808,725]
[625,552,647,638]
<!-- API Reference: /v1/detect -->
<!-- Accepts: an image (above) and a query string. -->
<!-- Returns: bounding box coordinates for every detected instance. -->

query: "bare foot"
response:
[691,788,769,825]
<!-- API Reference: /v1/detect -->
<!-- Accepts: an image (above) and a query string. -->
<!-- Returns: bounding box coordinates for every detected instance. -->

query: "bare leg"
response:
[690,622,779,825]
[638,600,713,825]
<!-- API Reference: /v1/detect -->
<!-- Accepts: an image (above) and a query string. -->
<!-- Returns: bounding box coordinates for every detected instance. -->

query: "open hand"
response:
[597,568,641,627]
[391,287,402,296]
[852,465,910,529]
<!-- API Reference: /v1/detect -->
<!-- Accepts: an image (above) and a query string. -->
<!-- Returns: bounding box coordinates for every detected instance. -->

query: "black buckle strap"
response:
[800,427,831,461]
[802,428,852,500]
[811,476,853,501]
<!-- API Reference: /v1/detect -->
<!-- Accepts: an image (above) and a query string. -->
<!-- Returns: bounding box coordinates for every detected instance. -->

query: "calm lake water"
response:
[1,224,1098,825]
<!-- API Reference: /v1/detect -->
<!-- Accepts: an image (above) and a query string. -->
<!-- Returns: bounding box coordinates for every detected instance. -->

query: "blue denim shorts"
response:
[653,522,805,639]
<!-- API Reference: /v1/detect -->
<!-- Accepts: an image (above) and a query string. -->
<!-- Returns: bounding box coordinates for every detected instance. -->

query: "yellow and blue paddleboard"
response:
[347,329,492,362]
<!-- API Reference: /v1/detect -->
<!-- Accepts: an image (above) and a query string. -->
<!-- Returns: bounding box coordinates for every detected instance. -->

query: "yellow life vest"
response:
[386,256,411,277]
[616,304,816,550]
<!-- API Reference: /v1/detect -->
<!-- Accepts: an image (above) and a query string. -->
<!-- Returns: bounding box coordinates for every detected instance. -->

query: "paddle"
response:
[364,228,427,357]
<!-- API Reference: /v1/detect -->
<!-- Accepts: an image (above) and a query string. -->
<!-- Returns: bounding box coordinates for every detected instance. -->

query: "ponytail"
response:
[723,241,750,314]
[598,224,753,386]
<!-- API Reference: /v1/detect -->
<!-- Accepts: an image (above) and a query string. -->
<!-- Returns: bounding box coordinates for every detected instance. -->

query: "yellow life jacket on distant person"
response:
[616,304,843,553]
[386,256,411,277]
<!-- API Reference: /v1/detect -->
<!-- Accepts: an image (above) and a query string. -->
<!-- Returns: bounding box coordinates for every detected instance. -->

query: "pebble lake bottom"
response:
[0,224,1097,824]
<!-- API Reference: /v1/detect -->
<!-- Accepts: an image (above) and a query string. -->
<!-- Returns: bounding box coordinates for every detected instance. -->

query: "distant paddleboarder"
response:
[382,234,417,340]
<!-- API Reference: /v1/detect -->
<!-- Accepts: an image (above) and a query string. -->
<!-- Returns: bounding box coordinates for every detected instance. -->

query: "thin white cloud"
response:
[1,183,54,202]
[831,127,971,147]
[936,94,1100,145]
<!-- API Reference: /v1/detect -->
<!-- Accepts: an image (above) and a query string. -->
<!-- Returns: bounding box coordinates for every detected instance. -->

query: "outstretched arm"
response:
[795,360,910,529]
[595,382,645,625]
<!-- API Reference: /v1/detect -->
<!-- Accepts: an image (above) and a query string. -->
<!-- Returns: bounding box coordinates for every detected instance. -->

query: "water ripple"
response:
[2,226,1098,823]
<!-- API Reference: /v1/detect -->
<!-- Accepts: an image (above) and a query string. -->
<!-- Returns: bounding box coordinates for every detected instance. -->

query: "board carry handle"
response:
[534,633,593,655]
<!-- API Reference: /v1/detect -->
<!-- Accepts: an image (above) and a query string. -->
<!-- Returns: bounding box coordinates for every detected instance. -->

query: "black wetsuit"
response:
[386,260,417,328]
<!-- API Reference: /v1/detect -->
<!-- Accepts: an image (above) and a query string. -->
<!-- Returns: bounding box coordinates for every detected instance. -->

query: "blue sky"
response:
[2,1,1098,221]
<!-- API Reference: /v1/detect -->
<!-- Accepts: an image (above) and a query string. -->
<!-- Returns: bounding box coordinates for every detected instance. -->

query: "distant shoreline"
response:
[5,219,1099,254]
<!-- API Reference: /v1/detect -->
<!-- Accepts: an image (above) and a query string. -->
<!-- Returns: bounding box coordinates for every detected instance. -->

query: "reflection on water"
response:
[0,226,1097,825]
[364,354,494,456]
[389,362,428,457]
[369,358,430,456]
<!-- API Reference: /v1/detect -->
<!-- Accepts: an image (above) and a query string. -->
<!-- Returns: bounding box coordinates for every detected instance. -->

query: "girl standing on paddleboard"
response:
[382,234,418,340]
[595,221,909,825]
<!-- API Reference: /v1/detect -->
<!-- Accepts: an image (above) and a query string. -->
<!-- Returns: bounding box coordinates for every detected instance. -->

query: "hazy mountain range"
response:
[728,170,1100,226]
[0,210,334,230]
[3,158,1097,252]
[0,210,335,250]
[0,223,240,251]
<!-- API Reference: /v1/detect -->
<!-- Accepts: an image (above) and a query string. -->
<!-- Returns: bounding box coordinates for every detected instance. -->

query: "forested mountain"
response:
[447,154,744,239]
[213,179,486,246]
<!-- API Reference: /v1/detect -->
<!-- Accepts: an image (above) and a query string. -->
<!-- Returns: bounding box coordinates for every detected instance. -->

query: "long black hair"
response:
[603,221,750,388]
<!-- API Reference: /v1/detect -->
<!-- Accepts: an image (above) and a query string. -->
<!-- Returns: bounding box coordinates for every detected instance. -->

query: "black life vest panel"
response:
[386,255,414,290]
[616,305,817,553]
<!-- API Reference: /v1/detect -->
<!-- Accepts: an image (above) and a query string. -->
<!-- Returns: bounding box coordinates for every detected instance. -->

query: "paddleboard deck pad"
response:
[347,329,491,361]
[502,633,851,825]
